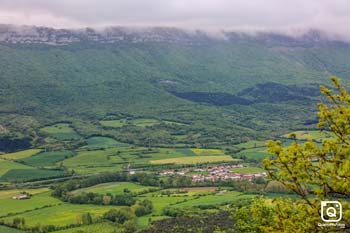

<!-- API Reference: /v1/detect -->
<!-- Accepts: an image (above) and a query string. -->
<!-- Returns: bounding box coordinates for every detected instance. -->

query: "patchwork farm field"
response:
[0,169,65,182]
[85,136,129,149]
[0,188,61,217]
[21,151,74,167]
[1,204,115,227]
[171,191,255,208]
[230,167,265,173]
[0,225,21,233]
[190,148,225,156]
[62,146,233,173]
[0,149,42,160]
[72,182,156,195]
[281,130,333,141]
[0,159,34,176]
[100,118,185,128]
[150,155,235,164]
[62,148,125,167]
[40,123,81,140]
[0,130,272,232]
[54,222,120,233]
[139,195,198,215]
[238,148,272,160]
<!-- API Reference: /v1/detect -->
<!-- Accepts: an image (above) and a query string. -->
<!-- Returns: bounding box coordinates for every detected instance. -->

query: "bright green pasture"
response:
[54,222,119,233]
[150,155,235,164]
[175,148,196,156]
[233,140,266,150]
[100,119,128,127]
[191,148,225,156]
[159,187,217,196]
[172,192,255,208]
[2,204,115,227]
[0,159,34,176]
[100,118,159,128]
[0,169,65,182]
[281,130,333,141]
[21,150,74,167]
[231,167,265,173]
[0,188,61,217]
[238,148,272,160]
[72,182,155,195]
[123,148,191,165]
[85,136,128,149]
[0,149,42,160]
[63,148,126,166]
[139,195,197,215]
[63,147,199,173]
[100,118,185,128]
[0,225,22,233]
[40,123,80,140]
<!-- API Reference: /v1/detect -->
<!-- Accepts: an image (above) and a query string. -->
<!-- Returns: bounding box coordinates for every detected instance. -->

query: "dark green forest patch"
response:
[170,82,322,106]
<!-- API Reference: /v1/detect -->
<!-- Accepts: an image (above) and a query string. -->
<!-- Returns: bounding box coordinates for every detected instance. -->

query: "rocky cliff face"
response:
[0,25,213,45]
[0,24,345,46]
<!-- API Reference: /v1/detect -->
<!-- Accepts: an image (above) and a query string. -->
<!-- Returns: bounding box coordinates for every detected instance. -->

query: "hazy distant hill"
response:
[1,25,350,145]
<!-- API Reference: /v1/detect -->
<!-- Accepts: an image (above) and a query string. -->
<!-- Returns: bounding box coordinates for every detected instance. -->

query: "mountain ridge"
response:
[0,24,347,46]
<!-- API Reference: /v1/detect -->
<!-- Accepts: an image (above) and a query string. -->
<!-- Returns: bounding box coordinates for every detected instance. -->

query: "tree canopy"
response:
[236,77,350,232]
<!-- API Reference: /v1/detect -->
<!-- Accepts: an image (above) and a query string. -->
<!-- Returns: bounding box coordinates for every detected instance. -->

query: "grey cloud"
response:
[0,0,349,37]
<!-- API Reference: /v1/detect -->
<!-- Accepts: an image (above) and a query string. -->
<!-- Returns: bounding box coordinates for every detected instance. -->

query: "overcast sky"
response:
[0,0,349,36]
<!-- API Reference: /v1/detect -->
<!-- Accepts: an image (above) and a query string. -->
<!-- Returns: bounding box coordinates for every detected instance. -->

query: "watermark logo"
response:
[321,201,342,222]
[318,201,345,228]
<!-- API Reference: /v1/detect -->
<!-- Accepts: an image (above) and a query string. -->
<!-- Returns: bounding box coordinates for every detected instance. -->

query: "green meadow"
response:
[281,130,333,142]
[238,148,272,160]
[172,191,255,208]
[54,222,120,233]
[0,225,22,233]
[85,136,128,149]
[72,182,155,195]
[0,159,34,177]
[40,123,81,140]
[231,167,265,173]
[21,151,74,167]
[0,149,42,160]
[0,169,65,182]
[1,204,115,227]
[150,155,235,165]
[100,118,184,128]
[0,188,61,217]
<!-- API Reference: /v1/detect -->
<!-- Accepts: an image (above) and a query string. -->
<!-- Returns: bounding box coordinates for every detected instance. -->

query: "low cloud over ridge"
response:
[0,0,349,39]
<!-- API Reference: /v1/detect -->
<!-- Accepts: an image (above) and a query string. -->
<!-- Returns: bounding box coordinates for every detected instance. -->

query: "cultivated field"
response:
[85,136,128,149]
[72,182,155,195]
[0,169,64,182]
[0,159,34,177]
[100,118,185,128]
[1,204,116,227]
[281,130,333,141]
[172,191,255,208]
[21,151,74,167]
[40,123,81,140]
[230,167,265,173]
[0,149,42,160]
[0,188,61,217]
[150,155,235,164]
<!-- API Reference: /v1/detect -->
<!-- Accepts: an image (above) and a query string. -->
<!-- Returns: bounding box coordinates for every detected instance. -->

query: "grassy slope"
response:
[0,159,34,176]
[1,39,350,145]
[1,204,115,227]
[0,149,42,160]
[0,188,61,217]
[21,150,74,167]
[72,182,154,195]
